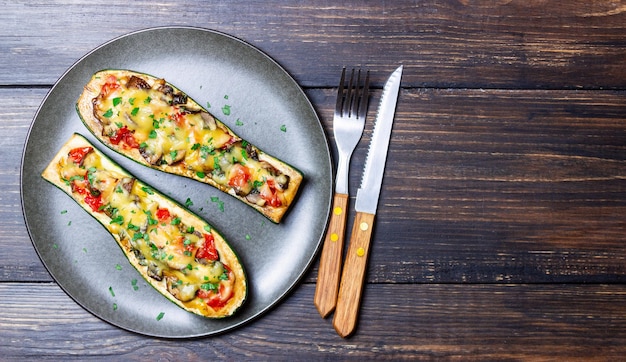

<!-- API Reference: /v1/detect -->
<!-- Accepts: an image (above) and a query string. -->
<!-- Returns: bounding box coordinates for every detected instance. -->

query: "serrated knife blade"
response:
[333,65,403,338]
[355,65,403,214]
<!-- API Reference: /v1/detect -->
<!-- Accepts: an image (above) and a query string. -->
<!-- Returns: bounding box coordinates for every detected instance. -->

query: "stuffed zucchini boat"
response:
[76,69,303,223]
[42,133,247,318]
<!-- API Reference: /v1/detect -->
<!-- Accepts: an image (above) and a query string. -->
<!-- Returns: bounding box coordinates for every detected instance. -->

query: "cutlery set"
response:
[315,65,403,337]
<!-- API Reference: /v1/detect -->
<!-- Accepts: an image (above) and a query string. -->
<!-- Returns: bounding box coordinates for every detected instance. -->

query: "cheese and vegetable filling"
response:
[42,134,246,318]
[77,70,303,222]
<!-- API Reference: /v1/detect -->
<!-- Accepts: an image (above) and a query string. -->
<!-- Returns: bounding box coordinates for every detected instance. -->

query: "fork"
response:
[315,68,369,318]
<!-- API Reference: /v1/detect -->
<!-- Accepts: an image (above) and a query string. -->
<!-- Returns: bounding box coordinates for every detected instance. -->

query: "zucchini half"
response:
[76,69,303,223]
[42,133,247,319]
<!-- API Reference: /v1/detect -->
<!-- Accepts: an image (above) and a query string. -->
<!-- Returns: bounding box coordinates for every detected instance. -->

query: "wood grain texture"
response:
[333,211,376,337]
[1,283,625,359]
[315,193,349,318]
[2,1,626,89]
[2,0,626,358]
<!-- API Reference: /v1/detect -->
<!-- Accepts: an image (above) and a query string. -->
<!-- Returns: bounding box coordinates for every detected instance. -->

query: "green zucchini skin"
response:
[42,133,247,319]
[76,69,303,223]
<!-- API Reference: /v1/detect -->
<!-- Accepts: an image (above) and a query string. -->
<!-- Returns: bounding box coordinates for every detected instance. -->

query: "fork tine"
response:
[335,67,346,116]
[344,68,356,117]
[357,70,370,119]
[350,69,360,118]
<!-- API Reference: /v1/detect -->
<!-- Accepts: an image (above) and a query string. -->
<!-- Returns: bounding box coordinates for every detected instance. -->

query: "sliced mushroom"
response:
[172,92,187,106]
[166,276,199,302]
[245,191,266,206]
[275,174,290,191]
[245,143,259,161]
[260,161,279,176]
[126,75,150,90]
[132,248,147,266]
[147,261,163,281]
[118,177,135,194]
[200,112,217,130]
[157,82,173,95]
[140,147,163,165]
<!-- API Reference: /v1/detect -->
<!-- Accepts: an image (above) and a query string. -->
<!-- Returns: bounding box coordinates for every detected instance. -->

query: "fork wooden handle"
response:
[333,211,376,338]
[314,193,349,318]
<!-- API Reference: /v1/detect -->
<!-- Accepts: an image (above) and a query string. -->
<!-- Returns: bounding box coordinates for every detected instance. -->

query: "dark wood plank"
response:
[0,89,50,281]
[2,1,626,88]
[2,87,625,283]
[0,283,625,359]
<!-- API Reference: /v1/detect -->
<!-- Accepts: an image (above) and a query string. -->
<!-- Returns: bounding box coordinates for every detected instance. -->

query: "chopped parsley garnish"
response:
[235,119,243,126]
[103,109,113,118]
[185,198,193,207]
[141,186,154,195]
[222,105,231,116]
[131,107,140,116]
[200,145,214,160]
[210,196,225,212]
[108,286,115,297]
[148,130,157,139]
[110,215,124,225]
[280,124,287,132]
[86,167,97,186]
[156,312,165,321]
[196,171,206,178]
[127,222,140,231]
[144,210,158,225]
[171,217,181,225]
[201,282,218,291]
[112,97,122,107]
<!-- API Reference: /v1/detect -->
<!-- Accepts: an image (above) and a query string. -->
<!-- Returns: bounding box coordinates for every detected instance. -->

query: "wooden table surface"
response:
[2,1,625,359]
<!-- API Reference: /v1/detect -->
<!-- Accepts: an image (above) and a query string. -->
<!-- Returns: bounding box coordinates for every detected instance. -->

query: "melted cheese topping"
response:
[57,147,235,309]
[93,75,290,208]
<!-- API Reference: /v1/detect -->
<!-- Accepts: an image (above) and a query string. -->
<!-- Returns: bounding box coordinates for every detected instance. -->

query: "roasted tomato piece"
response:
[68,147,93,165]
[156,207,171,222]
[196,233,218,261]
[100,75,119,98]
[109,126,139,149]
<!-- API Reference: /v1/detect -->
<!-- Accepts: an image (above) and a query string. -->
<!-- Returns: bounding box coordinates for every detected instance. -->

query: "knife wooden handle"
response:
[333,211,376,337]
[314,193,349,318]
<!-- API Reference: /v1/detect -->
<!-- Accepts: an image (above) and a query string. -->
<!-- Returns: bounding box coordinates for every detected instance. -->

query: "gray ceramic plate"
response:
[21,27,331,338]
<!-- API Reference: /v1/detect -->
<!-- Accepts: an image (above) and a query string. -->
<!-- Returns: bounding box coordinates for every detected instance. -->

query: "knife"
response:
[332,65,403,338]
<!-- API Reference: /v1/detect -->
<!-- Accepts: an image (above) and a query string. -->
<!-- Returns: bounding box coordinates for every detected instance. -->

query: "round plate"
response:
[21,27,332,338]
